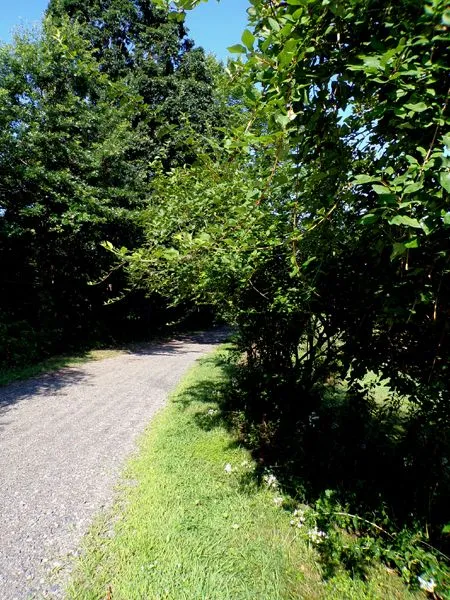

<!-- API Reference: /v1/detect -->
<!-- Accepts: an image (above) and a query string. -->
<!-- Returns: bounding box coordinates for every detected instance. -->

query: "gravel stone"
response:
[0,330,225,599]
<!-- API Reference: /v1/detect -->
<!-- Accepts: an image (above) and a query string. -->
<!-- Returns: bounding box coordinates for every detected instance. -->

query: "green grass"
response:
[0,348,124,387]
[67,350,422,600]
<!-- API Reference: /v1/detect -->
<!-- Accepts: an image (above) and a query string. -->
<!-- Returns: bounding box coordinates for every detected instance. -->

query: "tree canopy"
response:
[0,3,224,365]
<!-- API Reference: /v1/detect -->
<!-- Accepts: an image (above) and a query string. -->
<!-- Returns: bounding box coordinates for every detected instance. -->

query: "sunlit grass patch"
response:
[67,350,421,600]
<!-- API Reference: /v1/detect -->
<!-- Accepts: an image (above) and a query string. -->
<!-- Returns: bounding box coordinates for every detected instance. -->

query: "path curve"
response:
[0,330,225,599]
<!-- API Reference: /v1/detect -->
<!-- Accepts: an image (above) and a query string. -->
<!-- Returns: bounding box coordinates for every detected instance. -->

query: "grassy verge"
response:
[0,348,123,387]
[67,349,420,600]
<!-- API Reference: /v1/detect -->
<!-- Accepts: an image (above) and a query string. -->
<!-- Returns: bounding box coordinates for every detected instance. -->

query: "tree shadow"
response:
[0,328,230,417]
[173,351,450,578]
[0,366,91,417]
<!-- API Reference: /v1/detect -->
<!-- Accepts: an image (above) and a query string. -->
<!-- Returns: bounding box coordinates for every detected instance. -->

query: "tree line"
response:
[0,0,224,366]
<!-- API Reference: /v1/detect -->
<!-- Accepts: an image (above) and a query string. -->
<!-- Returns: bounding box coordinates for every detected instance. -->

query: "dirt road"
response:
[0,331,224,599]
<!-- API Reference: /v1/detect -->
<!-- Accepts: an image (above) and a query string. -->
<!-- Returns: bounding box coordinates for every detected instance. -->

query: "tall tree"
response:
[0,2,228,366]
[47,0,224,168]
[0,18,144,364]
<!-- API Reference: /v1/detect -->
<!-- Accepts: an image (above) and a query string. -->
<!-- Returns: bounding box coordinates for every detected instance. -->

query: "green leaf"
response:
[390,242,406,260]
[275,113,290,128]
[102,240,115,252]
[268,17,281,32]
[302,256,317,268]
[443,524,450,534]
[280,38,298,58]
[353,175,380,185]
[163,247,180,260]
[439,171,450,193]
[241,29,255,51]
[404,102,428,113]
[372,184,392,195]
[360,213,378,225]
[405,238,419,248]
[403,181,423,194]
[442,211,450,225]
[196,232,211,244]
[228,44,247,54]
[389,215,422,228]
[421,220,431,235]
[278,47,295,67]
[360,55,382,70]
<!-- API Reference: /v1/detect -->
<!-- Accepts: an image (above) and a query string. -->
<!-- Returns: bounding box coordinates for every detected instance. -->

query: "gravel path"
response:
[0,330,225,599]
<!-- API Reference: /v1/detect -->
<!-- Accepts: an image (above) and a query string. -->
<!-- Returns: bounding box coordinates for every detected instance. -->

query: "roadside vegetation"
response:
[67,350,422,600]
[1,0,449,596]
[0,0,223,369]
[110,0,450,595]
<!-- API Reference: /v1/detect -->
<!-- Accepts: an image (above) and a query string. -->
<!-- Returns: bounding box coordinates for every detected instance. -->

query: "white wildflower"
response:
[418,576,436,593]
[263,473,278,489]
[232,523,240,529]
[290,508,306,527]
[307,527,327,544]
[207,408,218,415]
[224,463,232,474]
[273,496,283,507]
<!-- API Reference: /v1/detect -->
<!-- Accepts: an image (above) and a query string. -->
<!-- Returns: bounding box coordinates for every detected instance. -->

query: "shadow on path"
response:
[0,367,90,412]
[0,328,231,416]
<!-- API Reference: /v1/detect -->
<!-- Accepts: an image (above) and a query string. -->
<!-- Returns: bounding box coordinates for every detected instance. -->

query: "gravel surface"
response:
[0,330,226,599]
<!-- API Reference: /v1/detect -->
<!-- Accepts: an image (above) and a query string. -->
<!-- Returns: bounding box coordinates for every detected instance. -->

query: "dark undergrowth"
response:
[184,349,450,598]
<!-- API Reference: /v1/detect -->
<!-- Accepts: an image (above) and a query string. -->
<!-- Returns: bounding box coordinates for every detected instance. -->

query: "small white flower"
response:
[232,523,240,529]
[307,527,327,543]
[418,576,436,593]
[224,463,232,474]
[273,496,283,507]
[291,508,306,526]
[263,473,278,489]
[207,408,218,415]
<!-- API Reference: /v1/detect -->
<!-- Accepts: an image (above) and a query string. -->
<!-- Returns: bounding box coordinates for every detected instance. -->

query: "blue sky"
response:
[0,0,250,61]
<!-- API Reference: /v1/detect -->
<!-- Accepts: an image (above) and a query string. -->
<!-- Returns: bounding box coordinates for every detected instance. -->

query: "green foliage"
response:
[67,350,419,599]
[0,18,145,363]
[46,0,225,169]
[307,491,449,594]
[120,0,450,591]
[0,3,225,366]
